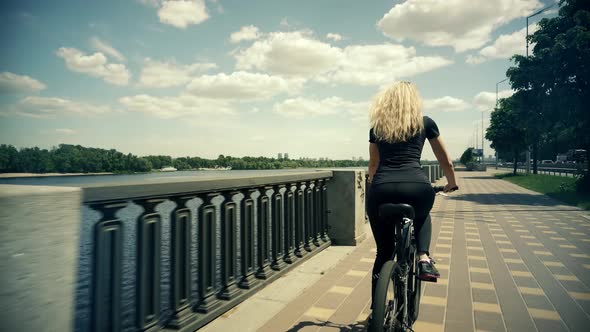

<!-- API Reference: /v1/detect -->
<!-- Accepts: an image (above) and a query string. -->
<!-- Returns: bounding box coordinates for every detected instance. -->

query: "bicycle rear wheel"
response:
[370,260,402,332]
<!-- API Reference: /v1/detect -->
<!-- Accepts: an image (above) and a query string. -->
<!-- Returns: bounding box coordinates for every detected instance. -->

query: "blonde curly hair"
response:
[369,81,424,143]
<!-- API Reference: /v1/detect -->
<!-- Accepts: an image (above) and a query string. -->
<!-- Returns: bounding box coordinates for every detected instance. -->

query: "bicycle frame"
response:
[393,217,414,329]
[372,186,454,332]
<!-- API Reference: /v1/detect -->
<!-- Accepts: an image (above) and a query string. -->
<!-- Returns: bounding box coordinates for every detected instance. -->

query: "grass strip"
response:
[494,173,590,210]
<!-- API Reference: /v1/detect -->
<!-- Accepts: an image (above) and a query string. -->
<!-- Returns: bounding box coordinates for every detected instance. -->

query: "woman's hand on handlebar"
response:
[444,183,459,193]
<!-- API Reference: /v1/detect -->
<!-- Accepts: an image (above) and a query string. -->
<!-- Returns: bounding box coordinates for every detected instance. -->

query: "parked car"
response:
[541,160,553,164]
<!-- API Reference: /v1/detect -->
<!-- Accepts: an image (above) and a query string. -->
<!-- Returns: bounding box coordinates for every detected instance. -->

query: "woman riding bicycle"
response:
[367,81,458,310]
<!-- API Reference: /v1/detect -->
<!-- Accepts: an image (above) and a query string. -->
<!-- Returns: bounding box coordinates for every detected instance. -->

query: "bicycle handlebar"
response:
[433,185,459,193]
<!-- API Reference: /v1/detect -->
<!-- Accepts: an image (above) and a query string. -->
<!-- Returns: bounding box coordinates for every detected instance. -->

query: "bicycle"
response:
[369,185,458,332]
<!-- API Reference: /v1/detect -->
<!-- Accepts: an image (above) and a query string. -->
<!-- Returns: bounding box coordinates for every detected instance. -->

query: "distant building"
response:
[358,156,364,161]
[278,153,283,160]
[352,156,357,161]
[284,153,289,160]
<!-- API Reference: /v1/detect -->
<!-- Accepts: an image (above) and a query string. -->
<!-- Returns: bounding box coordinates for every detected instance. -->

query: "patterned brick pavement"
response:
[257,171,590,332]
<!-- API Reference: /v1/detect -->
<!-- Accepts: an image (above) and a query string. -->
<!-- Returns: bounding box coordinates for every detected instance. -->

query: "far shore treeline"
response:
[0,143,383,173]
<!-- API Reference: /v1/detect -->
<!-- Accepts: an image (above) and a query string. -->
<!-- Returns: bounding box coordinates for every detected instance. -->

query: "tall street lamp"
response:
[480,107,495,166]
[496,78,508,107]
[527,3,557,58]
[495,78,509,168]
[525,3,557,174]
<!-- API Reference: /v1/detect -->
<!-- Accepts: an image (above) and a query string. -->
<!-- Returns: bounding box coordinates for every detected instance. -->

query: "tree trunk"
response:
[532,142,538,174]
[513,152,518,175]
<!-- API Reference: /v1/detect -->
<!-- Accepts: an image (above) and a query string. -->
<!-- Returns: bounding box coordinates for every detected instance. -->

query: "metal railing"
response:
[496,165,585,177]
[77,171,333,332]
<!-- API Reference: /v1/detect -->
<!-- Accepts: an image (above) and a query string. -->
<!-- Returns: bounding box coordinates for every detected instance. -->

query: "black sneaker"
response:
[417,258,440,282]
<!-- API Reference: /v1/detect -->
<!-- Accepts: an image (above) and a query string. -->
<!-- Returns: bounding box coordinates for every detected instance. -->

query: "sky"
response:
[0,0,559,160]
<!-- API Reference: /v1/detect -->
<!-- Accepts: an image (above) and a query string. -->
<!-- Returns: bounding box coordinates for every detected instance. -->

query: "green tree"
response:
[507,0,590,184]
[486,97,528,175]
[0,144,19,172]
[460,148,474,166]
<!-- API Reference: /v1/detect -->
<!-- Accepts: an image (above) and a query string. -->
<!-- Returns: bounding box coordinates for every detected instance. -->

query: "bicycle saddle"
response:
[378,203,415,220]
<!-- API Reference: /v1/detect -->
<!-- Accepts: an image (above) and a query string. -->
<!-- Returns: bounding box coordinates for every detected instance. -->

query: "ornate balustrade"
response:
[79,171,332,332]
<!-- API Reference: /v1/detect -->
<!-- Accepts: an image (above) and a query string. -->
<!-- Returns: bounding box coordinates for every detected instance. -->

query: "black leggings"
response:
[367,182,435,307]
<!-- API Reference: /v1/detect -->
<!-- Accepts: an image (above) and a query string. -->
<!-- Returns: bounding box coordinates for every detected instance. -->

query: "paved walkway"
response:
[257,171,590,332]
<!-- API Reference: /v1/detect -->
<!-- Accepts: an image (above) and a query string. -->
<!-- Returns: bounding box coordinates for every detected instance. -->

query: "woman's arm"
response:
[428,136,458,191]
[368,143,379,183]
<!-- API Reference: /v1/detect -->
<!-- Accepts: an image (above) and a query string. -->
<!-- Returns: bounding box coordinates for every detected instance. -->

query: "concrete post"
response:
[422,165,430,182]
[430,166,436,183]
[326,170,367,245]
[0,185,81,332]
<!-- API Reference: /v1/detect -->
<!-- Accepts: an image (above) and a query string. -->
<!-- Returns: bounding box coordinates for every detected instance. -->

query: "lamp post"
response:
[495,78,509,168]
[481,109,484,164]
[526,3,557,58]
[496,78,508,107]
[525,3,557,174]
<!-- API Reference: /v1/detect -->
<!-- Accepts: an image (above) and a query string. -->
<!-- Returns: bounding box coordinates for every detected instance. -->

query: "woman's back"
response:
[370,116,439,185]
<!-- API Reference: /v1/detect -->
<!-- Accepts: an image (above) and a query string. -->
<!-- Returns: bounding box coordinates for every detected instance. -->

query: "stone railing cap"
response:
[82,170,333,203]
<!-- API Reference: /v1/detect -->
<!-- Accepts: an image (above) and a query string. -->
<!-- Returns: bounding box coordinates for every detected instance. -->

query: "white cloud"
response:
[56,47,130,85]
[543,8,559,15]
[377,0,542,52]
[138,58,217,88]
[235,31,451,85]
[466,24,538,64]
[230,25,260,43]
[326,33,343,41]
[325,44,452,86]
[235,31,342,77]
[90,37,126,62]
[0,72,46,94]
[8,96,112,118]
[119,94,232,119]
[274,96,367,119]
[465,55,487,65]
[423,96,470,112]
[186,71,302,100]
[473,89,514,111]
[158,0,209,28]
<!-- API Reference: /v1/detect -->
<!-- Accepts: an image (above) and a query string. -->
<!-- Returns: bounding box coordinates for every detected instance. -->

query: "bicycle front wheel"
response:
[370,260,402,332]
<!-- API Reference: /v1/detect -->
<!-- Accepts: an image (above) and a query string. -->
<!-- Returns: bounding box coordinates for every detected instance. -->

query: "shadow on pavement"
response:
[286,319,367,332]
[447,193,563,206]
[431,209,581,214]
[459,176,499,180]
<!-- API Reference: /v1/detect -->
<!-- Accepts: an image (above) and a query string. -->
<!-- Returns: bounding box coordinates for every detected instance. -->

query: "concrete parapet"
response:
[422,165,431,182]
[0,185,81,332]
[326,170,367,246]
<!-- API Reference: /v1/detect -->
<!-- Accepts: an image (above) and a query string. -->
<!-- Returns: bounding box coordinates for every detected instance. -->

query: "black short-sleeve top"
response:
[369,116,440,184]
